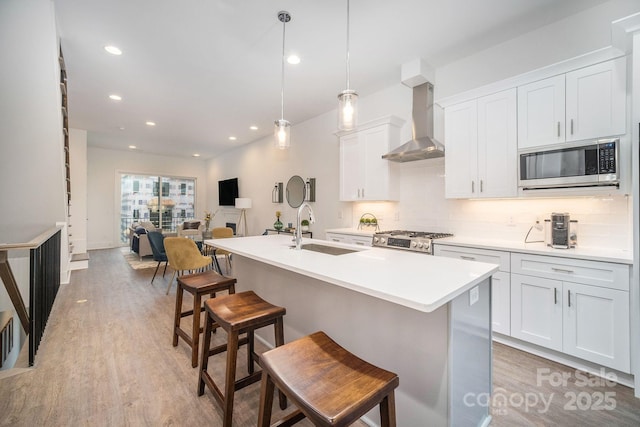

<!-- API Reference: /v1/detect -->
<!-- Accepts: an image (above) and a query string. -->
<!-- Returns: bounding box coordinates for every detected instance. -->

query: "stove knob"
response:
[373,237,379,244]
[411,241,417,248]
[380,238,386,244]
[417,242,423,249]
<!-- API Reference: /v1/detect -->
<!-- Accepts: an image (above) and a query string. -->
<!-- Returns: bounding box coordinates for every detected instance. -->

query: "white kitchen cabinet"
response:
[518,57,626,149]
[510,253,630,372]
[325,231,373,246]
[563,281,629,371]
[338,116,403,201]
[565,57,626,142]
[517,75,565,149]
[511,273,563,351]
[445,88,517,199]
[433,244,511,335]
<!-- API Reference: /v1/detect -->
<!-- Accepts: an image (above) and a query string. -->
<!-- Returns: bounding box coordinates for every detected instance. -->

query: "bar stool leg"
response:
[247,330,255,374]
[257,371,275,427]
[197,314,213,396]
[274,317,287,410]
[380,392,397,427]
[223,331,239,427]
[191,292,203,367]
[173,283,184,347]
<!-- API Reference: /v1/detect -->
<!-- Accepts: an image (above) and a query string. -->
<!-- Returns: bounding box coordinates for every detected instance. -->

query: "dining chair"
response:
[164,237,214,295]
[147,231,168,284]
[212,227,234,274]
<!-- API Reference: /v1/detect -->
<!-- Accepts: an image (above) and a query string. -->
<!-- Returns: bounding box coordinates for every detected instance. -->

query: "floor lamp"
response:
[235,198,252,237]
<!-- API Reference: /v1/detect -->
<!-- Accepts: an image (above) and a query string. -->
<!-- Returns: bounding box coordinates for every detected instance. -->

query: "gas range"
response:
[372,230,453,254]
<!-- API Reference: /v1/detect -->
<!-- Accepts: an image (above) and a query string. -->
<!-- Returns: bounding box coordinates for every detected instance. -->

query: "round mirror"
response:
[286,175,306,208]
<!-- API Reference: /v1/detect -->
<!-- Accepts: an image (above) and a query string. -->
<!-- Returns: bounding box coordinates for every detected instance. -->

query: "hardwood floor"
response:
[0,247,639,426]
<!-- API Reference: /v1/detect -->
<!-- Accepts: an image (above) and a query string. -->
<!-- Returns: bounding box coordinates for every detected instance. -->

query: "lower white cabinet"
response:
[511,254,630,372]
[433,245,510,335]
[325,232,373,247]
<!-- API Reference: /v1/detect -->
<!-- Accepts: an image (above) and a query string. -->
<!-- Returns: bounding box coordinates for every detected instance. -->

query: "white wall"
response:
[206,109,353,238]
[435,0,640,99]
[87,146,208,249]
[0,0,67,240]
[69,128,88,254]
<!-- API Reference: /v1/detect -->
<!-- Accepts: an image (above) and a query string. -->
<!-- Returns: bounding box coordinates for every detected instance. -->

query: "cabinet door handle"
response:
[355,242,365,246]
[567,290,571,307]
[557,122,561,137]
[471,181,475,193]
[570,119,574,135]
[357,189,361,198]
[480,180,483,193]
[362,188,364,198]
[551,267,574,274]
[332,239,340,242]
[461,255,476,261]
[554,287,558,304]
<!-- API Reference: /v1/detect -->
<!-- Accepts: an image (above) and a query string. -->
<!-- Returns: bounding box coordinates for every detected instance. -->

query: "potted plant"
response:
[301,219,310,232]
[274,211,283,231]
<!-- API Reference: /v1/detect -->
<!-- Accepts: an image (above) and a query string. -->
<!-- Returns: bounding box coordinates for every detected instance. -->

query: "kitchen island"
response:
[205,234,499,427]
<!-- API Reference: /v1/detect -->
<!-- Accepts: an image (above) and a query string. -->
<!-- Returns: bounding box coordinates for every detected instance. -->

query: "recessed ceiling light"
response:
[119,127,125,131]
[109,94,122,101]
[128,145,137,149]
[193,153,201,157]
[287,54,301,65]
[249,126,258,130]
[104,45,122,55]
[145,121,156,126]
[229,136,237,141]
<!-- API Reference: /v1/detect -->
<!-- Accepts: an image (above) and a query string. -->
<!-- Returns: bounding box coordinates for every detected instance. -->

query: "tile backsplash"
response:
[352,160,632,251]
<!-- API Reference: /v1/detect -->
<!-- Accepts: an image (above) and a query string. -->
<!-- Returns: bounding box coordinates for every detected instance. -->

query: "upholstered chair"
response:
[164,237,213,294]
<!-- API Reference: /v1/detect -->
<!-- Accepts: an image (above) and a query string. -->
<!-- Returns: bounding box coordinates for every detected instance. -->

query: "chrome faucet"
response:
[294,202,316,250]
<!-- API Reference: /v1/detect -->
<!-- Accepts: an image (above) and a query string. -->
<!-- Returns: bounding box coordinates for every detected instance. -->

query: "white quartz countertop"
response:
[205,235,498,313]
[434,237,633,265]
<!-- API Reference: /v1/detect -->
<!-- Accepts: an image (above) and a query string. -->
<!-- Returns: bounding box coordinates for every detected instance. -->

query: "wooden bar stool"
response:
[173,270,236,368]
[257,331,399,427]
[198,291,287,427]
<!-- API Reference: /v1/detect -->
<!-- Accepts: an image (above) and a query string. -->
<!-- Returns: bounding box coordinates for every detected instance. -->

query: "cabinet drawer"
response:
[434,245,510,272]
[511,253,629,291]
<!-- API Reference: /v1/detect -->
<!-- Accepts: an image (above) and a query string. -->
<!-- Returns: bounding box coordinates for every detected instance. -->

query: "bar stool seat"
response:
[173,270,236,367]
[198,290,287,427]
[257,331,399,427]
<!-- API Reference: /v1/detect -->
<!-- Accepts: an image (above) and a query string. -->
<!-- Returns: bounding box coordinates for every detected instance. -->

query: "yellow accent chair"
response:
[164,237,213,295]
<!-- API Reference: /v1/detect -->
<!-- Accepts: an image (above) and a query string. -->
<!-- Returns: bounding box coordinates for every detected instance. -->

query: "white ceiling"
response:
[53,0,607,160]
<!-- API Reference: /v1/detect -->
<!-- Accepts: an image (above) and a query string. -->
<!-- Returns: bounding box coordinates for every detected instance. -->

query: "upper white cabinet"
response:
[445,88,517,199]
[338,116,404,201]
[518,57,626,149]
[517,75,565,149]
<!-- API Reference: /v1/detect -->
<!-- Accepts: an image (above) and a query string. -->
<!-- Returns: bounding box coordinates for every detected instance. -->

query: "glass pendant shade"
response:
[274,119,291,149]
[338,89,358,131]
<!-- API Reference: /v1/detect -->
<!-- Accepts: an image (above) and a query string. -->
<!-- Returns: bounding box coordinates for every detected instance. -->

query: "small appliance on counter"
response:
[544,213,578,249]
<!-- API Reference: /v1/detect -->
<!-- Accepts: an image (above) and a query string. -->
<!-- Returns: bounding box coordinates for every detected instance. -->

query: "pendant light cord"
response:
[280,17,286,120]
[345,0,351,91]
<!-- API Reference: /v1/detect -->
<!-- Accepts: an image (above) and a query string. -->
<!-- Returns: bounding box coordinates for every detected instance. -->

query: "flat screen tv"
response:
[218,178,239,206]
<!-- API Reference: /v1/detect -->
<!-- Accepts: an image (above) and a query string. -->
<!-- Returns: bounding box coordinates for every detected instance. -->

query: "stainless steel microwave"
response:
[518,138,619,190]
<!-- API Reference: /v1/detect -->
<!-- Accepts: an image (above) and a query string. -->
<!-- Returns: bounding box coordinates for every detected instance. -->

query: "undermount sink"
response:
[298,243,360,256]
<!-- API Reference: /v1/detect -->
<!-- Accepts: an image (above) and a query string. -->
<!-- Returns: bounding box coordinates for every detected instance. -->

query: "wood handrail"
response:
[0,225,64,251]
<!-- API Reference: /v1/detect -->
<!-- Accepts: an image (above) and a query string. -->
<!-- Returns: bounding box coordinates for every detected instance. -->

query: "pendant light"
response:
[337,0,358,131]
[274,11,291,149]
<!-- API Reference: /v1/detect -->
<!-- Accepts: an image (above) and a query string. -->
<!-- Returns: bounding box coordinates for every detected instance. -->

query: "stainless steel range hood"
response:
[382,82,445,162]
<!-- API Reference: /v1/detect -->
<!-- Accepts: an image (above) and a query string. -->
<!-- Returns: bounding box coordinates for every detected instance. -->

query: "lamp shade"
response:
[235,198,252,209]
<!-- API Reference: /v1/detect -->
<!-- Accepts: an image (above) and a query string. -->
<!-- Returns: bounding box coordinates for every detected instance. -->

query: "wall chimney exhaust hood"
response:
[382,81,445,162]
